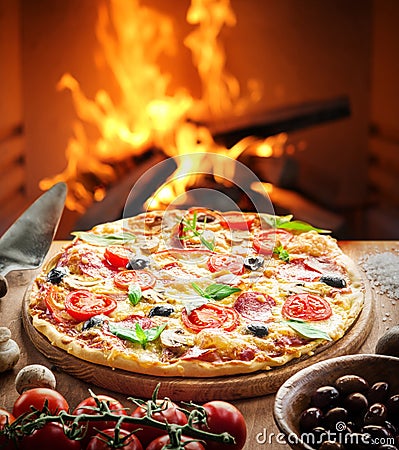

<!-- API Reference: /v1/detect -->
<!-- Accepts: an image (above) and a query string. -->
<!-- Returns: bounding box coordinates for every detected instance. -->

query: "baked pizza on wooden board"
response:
[25,208,372,398]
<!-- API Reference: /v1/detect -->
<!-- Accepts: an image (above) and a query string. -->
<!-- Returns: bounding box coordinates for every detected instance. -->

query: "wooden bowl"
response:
[273,354,399,450]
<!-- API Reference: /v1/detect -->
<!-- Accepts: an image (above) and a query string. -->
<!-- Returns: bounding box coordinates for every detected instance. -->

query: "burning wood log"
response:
[208,96,350,147]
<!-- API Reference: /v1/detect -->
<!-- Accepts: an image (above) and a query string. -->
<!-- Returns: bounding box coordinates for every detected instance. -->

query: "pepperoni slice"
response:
[116,314,153,330]
[221,212,255,231]
[207,254,245,275]
[282,293,332,321]
[253,229,293,255]
[182,304,239,333]
[277,259,322,282]
[233,292,276,322]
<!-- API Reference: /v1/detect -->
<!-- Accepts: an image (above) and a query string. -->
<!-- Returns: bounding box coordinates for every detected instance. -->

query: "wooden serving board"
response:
[22,272,374,402]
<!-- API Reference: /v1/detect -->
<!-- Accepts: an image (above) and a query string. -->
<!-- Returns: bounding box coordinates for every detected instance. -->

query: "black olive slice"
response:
[46,267,68,284]
[149,305,174,317]
[82,315,105,331]
[244,256,265,271]
[320,274,347,288]
[247,324,268,337]
[126,256,151,270]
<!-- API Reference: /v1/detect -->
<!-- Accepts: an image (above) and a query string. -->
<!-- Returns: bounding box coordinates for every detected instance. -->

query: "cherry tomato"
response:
[86,428,143,450]
[207,254,245,275]
[104,246,134,269]
[233,291,276,322]
[12,388,69,418]
[182,304,239,333]
[282,293,332,321]
[0,409,15,450]
[20,422,80,450]
[72,394,128,446]
[65,290,117,321]
[113,270,156,291]
[253,229,292,255]
[197,401,247,450]
[130,400,187,447]
[221,212,255,231]
[146,434,205,450]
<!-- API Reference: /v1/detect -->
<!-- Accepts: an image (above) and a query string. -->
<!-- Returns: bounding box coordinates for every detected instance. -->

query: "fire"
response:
[40,0,289,213]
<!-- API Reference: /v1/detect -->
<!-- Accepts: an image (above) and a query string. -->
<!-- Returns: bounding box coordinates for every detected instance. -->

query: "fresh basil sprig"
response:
[128,284,142,306]
[180,212,215,251]
[273,244,290,262]
[260,213,331,234]
[191,282,241,300]
[109,322,166,349]
[71,231,136,246]
[287,319,332,341]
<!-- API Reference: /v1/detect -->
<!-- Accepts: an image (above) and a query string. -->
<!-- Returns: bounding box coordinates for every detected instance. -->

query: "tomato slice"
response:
[282,293,332,321]
[104,245,134,269]
[44,285,76,323]
[65,290,117,321]
[234,291,276,322]
[207,254,245,275]
[253,229,292,255]
[113,270,156,291]
[221,211,255,231]
[182,304,239,333]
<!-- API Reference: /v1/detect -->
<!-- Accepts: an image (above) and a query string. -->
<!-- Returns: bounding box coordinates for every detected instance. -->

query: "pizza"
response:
[27,208,365,378]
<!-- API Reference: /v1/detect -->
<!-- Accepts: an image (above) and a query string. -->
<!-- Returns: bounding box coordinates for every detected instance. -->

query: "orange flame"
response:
[40,0,289,213]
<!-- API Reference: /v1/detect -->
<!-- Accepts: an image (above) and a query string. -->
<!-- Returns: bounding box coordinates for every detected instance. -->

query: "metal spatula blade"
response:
[0,182,67,297]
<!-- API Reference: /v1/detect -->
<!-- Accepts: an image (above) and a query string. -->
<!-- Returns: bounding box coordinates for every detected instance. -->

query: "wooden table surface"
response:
[0,241,397,449]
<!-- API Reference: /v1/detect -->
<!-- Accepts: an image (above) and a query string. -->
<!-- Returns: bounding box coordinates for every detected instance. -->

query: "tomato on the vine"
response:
[0,409,15,450]
[12,388,69,418]
[72,394,128,446]
[130,400,187,447]
[146,434,205,450]
[86,428,143,450]
[197,401,247,450]
[20,422,81,450]
[65,290,117,321]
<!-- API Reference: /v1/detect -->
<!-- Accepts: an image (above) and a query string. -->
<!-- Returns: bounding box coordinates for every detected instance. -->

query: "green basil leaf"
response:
[191,282,207,298]
[278,220,331,234]
[273,245,290,263]
[287,319,332,341]
[204,283,241,300]
[128,284,142,306]
[145,323,167,342]
[109,322,166,349]
[261,213,293,228]
[71,231,136,246]
[108,323,141,345]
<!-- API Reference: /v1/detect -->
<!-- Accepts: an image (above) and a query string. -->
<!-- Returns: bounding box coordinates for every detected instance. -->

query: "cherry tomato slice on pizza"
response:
[113,270,156,291]
[221,211,255,231]
[104,245,134,269]
[282,293,332,321]
[182,304,239,333]
[253,229,292,255]
[234,291,276,322]
[65,290,117,321]
[207,253,245,275]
